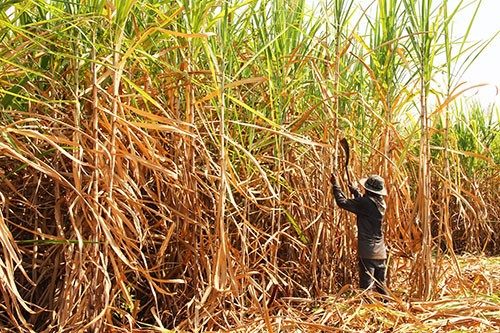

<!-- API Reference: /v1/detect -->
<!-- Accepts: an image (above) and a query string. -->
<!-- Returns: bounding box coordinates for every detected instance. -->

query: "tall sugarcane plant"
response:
[401,0,437,300]
[0,0,497,330]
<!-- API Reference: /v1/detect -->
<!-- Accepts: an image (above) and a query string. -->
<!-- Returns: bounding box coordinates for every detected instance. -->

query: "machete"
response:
[339,138,351,185]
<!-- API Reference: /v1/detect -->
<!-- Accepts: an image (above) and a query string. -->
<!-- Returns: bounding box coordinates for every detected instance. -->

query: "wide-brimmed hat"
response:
[359,174,387,196]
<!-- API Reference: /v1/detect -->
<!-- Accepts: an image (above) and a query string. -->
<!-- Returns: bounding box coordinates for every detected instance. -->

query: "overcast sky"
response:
[306,0,500,106]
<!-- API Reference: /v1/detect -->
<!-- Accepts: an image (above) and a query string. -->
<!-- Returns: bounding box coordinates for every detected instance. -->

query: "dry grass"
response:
[94,256,499,332]
[168,256,499,333]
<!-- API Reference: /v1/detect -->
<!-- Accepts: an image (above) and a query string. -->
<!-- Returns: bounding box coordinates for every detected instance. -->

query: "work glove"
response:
[348,182,362,197]
[330,173,338,186]
[348,183,359,194]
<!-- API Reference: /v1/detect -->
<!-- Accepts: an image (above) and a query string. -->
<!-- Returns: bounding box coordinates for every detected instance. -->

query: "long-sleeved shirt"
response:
[332,181,387,259]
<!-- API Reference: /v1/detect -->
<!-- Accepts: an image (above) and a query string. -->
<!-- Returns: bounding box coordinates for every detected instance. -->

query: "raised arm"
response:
[348,184,362,198]
[330,173,363,214]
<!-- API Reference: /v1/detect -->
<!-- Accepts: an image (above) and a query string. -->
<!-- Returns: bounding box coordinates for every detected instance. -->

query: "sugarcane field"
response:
[1,0,499,332]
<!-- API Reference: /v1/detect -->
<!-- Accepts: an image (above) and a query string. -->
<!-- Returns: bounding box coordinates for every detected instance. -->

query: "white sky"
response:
[454,0,500,105]
[306,0,500,106]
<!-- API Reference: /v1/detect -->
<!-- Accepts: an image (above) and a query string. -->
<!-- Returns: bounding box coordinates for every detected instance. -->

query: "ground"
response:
[222,256,500,332]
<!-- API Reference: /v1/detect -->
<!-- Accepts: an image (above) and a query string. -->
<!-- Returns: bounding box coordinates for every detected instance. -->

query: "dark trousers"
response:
[359,258,387,295]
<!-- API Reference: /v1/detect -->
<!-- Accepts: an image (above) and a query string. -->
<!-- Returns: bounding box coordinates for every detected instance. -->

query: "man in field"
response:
[330,173,388,295]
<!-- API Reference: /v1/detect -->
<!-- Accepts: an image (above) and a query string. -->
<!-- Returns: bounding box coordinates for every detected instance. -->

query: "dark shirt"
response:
[332,182,387,259]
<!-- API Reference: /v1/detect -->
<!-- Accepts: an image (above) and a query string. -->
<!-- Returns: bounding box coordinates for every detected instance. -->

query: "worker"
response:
[330,172,388,295]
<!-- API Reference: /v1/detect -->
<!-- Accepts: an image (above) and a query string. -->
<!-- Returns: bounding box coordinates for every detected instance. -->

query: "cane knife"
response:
[339,138,351,185]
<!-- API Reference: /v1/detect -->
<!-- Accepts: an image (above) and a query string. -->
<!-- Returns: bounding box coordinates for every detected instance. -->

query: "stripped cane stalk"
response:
[213,0,229,293]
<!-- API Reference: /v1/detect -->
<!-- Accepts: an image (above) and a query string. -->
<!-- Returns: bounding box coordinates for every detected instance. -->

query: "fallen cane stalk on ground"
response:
[0,0,499,331]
